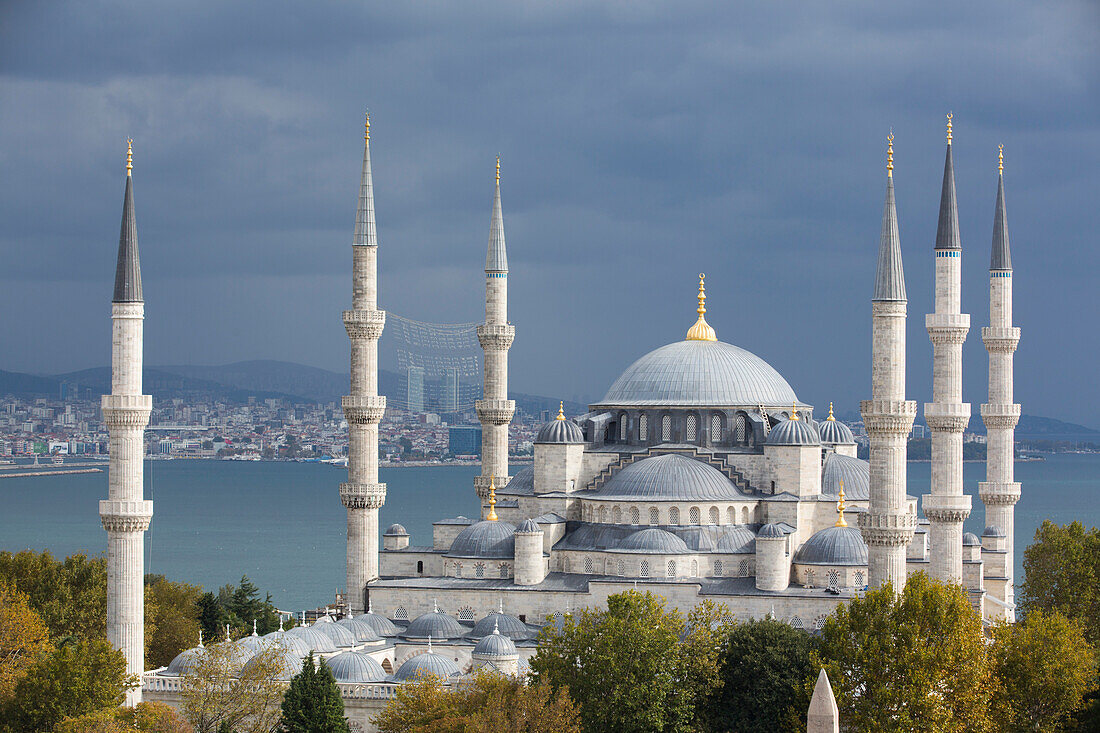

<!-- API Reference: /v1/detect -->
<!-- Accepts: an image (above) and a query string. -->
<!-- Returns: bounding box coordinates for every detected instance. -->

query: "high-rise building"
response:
[406,366,425,413]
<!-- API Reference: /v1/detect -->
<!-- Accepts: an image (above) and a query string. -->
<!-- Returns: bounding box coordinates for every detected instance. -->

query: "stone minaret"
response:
[979,146,1021,620]
[341,114,387,614]
[474,158,515,518]
[859,134,917,590]
[922,115,972,584]
[100,140,152,705]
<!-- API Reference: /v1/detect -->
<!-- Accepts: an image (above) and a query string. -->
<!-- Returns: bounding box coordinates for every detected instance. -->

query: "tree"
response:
[197,592,227,642]
[529,590,721,733]
[0,583,51,700]
[814,573,993,733]
[0,637,132,732]
[703,618,817,733]
[56,700,194,732]
[145,575,203,669]
[280,653,349,732]
[373,669,582,733]
[0,550,107,640]
[181,638,287,733]
[990,609,1097,732]
[1019,520,1100,644]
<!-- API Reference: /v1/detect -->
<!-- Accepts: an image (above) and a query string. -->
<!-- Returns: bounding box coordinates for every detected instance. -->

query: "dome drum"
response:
[585,407,767,450]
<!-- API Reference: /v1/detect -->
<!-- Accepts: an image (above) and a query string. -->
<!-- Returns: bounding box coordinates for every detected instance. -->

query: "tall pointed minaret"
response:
[979,145,1021,620]
[341,114,387,614]
[474,157,515,518]
[99,139,153,704]
[859,133,917,590]
[923,114,972,584]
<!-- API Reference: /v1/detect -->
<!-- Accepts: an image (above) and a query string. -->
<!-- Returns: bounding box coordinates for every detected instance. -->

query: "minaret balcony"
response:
[99,499,153,533]
[860,400,917,435]
[340,481,387,509]
[101,394,152,428]
[343,309,386,340]
[980,403,1021,430]
[981,327,1020,353]
[857,511,917,546]
[342,395,387,424]
[978,481,1021,506]
[924,402,971,433]
[477,323,515,350]
[922,494,972,523]
[926,313,970,344]
[476,399,515,424]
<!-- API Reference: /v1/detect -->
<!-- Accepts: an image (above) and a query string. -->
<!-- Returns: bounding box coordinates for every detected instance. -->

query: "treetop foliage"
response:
[280,652,349,733]
[1019,520,1100,645]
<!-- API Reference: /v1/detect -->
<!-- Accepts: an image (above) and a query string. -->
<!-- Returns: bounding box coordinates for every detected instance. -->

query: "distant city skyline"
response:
[1,2,1097,423]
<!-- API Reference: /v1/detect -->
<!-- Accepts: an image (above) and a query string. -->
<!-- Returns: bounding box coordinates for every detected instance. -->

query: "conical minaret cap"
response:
[808,668,840,728]
[873,149,906,302]
[353,113,377,247]
[934,133,961,250]
[485,156,508,273]
[113,139,143,303]
[991,147,1012,270]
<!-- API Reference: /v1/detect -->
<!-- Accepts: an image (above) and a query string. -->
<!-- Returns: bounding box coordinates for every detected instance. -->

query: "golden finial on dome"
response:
[886,131,894,177]
[364,111,370,142]
[556,401,565,421]
[998,144,1004,174]
[487,475,498,521]
[496,155,500,183]
[791,403,800,421]
[946,112,953,145]
[126,138,133,176]
[685,273,717,341]
[835,481,848,527]
[827,402,835,421]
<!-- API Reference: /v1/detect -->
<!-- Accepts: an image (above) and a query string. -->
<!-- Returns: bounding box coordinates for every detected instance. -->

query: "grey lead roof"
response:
[485,170,508,272]
[991,173,1012,270]
[794,525,868,566]
[447,520,517,559]
[616,528,692,554]
[873,177,907,302]
[592,454,747,502]
[935,145,961,250]
[353,134,376,246]
[392,652,461,681]
[327,651,387,683]
[766,418,820,446]
[113,174,143,303]
[821,452,870,501]
[535,418,584,444]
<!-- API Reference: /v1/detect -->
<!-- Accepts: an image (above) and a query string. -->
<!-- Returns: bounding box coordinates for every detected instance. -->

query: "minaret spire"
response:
[873,134,906,302]
[113,139,143,304]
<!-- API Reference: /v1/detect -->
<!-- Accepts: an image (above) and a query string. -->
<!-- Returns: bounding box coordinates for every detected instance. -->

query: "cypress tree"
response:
[280,652,350,733]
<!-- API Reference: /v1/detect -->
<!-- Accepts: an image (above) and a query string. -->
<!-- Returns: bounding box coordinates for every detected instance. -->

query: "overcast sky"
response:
[1,1,1097,423]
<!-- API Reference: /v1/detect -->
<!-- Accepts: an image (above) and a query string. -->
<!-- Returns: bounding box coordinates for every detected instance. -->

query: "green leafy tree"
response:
[56,700,194,732]
[181,638,287,733]
[197,591,227,641]
[703,618,817,733]
[0,637,131,732]
[0,550,107,640]
[1019,520,1100,644]
[814,573,993,733]
[991,609,1097,732]
[280,653,349,732]
[530,590,721,733]
[146,575,203,669]
[0,583,51,701]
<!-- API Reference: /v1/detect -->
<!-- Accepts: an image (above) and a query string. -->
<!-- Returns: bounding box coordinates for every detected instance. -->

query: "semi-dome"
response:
[312,621,356,648]
[471,612,531,640]
[767,416,820,446]
[473,627,518,658]
[392,652,461,682]
[515,518,542,534]
[356,609,400,637]
[285,626,338,653]
[757,523,785,539]
[336,617,382,643]
[818,408,856,444]
[821,453,870,500]
[716,526,757,553]
[794,526,868,566]
[616,528,691,554]
[594,454,743,502]
[326,651,388,682]
[447,520,517,559]
[536,406,584,444]
[595,339,798,407]
[963,532,981,546]
[384,524,408,536]
[402,610,467,640]
[163,646,203,676]
[244,648,304,680]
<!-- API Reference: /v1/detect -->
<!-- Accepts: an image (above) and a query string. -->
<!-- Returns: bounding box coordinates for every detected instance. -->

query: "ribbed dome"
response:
[384,524,408,536]
[821,453,870,500]
[392,652,461,682]
[983,525,1006,538]
[312,621,356,648]
[515,519,541,534]
[716,526,757,553]
[336,617,382,643]
[163,646,203,676]
[245,648,304,680]
[260,632,311,657]
[356,611,400,637]
[447,520,517,558]
[616,528,691,554]
[595,454,742,502]
[471,612,531,640]
[402,611,467,640]
[218,641,254,674]
[818,418,855,445]
[794,526,868,566]
[285,626,337,653]
[326,651,387,682]
[536,417,584,444]
[473,629,518,658]
[767,417,820,446]
[758,523,785,539]
[596,339,798,407]
[963,532,981,546]
[237,634,265,654]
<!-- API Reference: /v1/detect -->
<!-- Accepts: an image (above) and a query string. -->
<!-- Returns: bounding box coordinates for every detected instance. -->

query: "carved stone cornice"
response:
[980,403,1021,431]
[343,395,386,424]
[99,499,153,533]
[343,309,386,340]
[924,402,971,433]
[101,395,152,429]
[340,482,387,509]
[978,481,1021,506]
[477,323,515,351]
[860,400,918,436]
[857,511,917,546]
[476,399,515,425]
[926,312,971,344]
[981,326,1020,353]
[474,474,510,500]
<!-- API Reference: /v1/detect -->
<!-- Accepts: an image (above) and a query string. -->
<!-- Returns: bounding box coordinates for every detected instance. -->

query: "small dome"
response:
[757,523,785,539]
[259,632,312,657]
[384,524,408,536]
[471,612,531,640]
[163,646,203,676]
[244,648,304,680]
[326,651,387,682]
[314,615,334,623]
[447,520,517,559]
[716,526,757,553]
[595,454,742,502]
[516,518,542,534]
[356,610,400,637]
[536,413,584,444]
[312,621,356,648]
[963,532,981,546]
[616,528,691,554]
[473,628,518,658]
[237,634,265,654]
[818,417,855,445]
[336,617,382,643]
[983,525,1006,538]
[767,417,820,446]
[821,453,870,500]
[795,526,868,566]
[285,626,338,653]
[402,611,467,640]
[392,652,461,682]
[217,641,254,674]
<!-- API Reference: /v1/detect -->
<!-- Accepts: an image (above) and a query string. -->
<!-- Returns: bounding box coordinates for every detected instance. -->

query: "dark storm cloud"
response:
[1,1,1097,422]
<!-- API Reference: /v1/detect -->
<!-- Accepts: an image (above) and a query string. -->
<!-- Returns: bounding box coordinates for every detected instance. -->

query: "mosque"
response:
[101,114,1019,730]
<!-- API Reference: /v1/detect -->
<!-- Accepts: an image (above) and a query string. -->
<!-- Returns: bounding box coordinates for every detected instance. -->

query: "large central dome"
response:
[595,339,797,407]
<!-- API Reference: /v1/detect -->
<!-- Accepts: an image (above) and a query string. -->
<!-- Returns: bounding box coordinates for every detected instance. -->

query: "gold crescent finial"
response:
[946,112,953,145]
[791,402,799,421]
[556,401,565,421]
[364,111,370,142]
[685,273,717,341]
[487,476,498,521]
[886,130,894,177]
[998,144,1004,174]
[827,402,835,421]
[835,481,848,527]
[126,138,133,176]
[496,155,500,183]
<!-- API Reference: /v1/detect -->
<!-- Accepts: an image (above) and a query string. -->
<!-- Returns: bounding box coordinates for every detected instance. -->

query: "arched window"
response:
[640,560,650,578]
[826,570,841,589]
[649,507,659,525]
[455,562,463,577]
[669,507,680,524]
[738,560,749,577]
[714,560,724,576]
[661,415,671,442]
[726,507,735,524]
[629,506,640,525]
[854,570,865,588]
[806,569,816,587]
[562,557,570,573]
[474,562,485,578]
[667,560,676,578]
[458,606,475,622]
[639,413,648,441]
[394,607,408,621]
[416,561,424,574]
[689,506,701,525]
[741,506,750,523]
[584,557,594,574]
[735,413,747,442]
[612,506,622,523]
[711,413,723,442]
[686,413,698,442]
[619,414,628,442]
[381,658,393,673]
[499,563,509,578]
[790,616,804,629]
[708,506,719,525]
[600,506,608,523]
[690,559,698,577]
[617,559,626,576]
[813,615,827,631]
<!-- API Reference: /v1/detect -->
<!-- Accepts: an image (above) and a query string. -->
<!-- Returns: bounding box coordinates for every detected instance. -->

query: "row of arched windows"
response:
[564,554,745,579]
[607,411,754,447]
[444,560,510,578]
[583,502,759,526]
